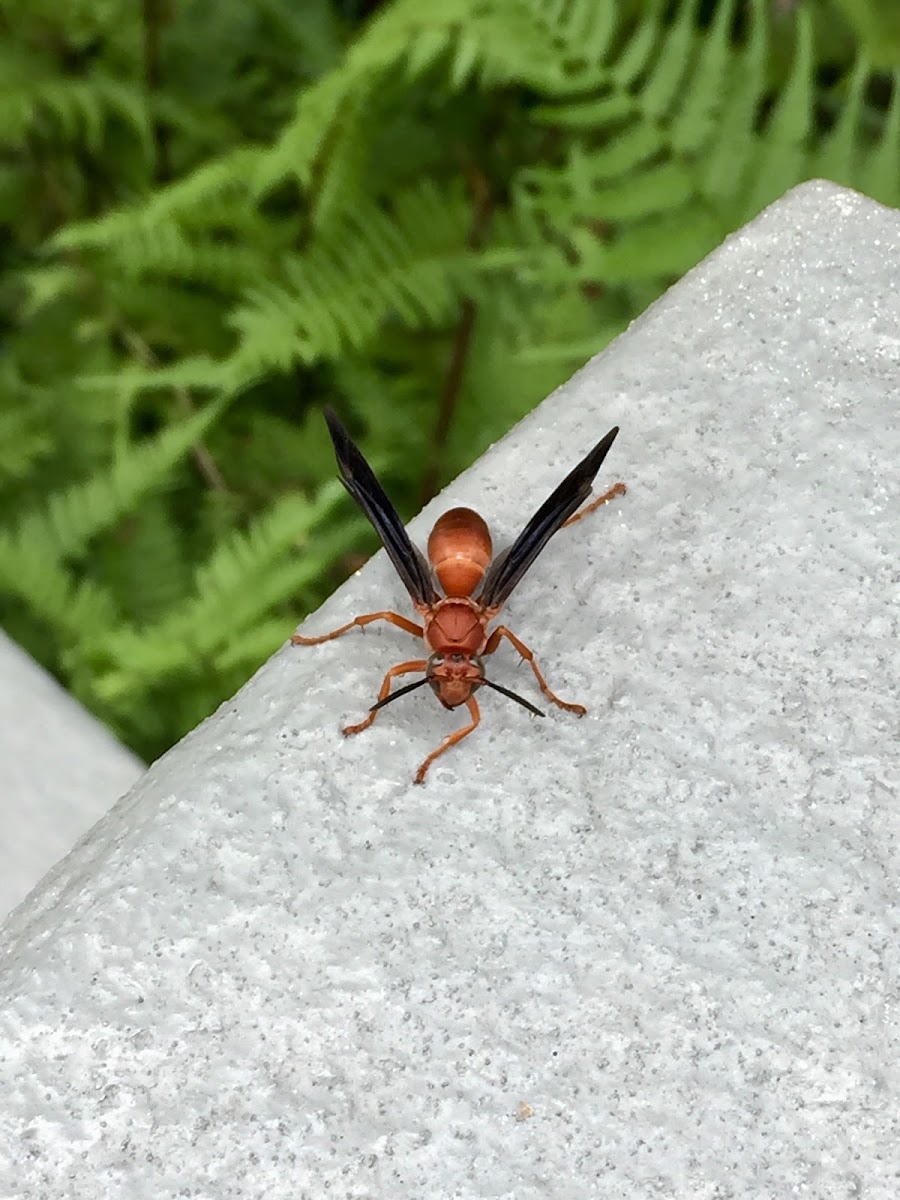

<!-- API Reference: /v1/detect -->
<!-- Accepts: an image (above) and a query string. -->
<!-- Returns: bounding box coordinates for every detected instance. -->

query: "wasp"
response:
[293,409,625,783]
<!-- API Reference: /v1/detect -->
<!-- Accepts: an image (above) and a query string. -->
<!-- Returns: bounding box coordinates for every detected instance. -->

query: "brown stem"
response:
[419,163,493,505]
[121,327,228,492]
[419,300,477,506]
[142,0,172,182]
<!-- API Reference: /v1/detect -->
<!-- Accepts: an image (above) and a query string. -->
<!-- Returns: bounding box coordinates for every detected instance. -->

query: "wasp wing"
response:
[324,408,437,606]
[477,426,619,613]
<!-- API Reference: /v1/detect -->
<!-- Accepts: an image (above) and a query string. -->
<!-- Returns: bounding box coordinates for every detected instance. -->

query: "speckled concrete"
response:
[0,181,897,1199]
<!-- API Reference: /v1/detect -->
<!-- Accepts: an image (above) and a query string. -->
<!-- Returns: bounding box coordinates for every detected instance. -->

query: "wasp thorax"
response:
[427,507,493,598]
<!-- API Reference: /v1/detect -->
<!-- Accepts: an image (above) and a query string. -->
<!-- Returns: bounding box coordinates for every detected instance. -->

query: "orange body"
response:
[422,599,488,708]
[422,508,495,709]
[427,507,492,597]
[291,407,626,783]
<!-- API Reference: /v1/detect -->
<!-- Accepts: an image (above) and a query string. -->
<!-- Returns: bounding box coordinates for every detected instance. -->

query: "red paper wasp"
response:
[293,409,625,783]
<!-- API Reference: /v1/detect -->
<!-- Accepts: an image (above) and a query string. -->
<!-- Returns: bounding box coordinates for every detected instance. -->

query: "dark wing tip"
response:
[318,407,437,606]
[323,407,356,470]
[476,423,622,611]
[323,405,345,440]
[585,424,618,465]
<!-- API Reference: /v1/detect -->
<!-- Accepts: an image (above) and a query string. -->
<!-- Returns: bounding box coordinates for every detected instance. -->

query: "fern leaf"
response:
[80,357,233,396]
[552,0,619,67]
[53,146,261,251]
[0,73,150,153]
[640,0,697,120]
[310,85,373,232]
[532,92,637,129]
[89,484,348,698]
[0,404,53,482]
[589,160,695,222]
[229,179,473,375]
[581,124,668,178]
[92,494,190,626]
[213,618,296,674]
[347,0,474,80]
[2,394,230,563]
[857,68,900,203]
[742,5,815,217]
[0,538,119,644]
[811,55,870,185]
[592,203,726,282]
[670,0,737,155]
[698,0,769,206]
[54,214,269,295]
[253,69,351,196]
[610,0,665,89]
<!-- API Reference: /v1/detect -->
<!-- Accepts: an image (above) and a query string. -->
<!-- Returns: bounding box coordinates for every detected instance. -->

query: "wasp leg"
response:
[561,480,626,528]
[414,696,481,785]
[343,659,428,736]
[291,611,423,645]
[484,625,585,715]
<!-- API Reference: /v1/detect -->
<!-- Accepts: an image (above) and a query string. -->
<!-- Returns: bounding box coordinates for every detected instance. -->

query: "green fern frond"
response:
[529,0,653,125]
[511,0,881,295]
[609,0,665,89]
[594,204,726,281]
[92,493,190,625]
[742,5,815,216]
[80,357,233,396]
[812,54,870,184]
[0,374,54,481]
[0,539,119,644]
[52,146,262,252]
[698,0,769,204]
[0,73,149,152]
[214,410,337,497]
[310,85,375,231]
[253,69,352,195]
[347,0,470,81]
[193,487,342,610]
[540,0,619,71]
[19,265,85,316]
[88,484,349,699]
[595,160,695,222]
[357,0,622,92]
[229,178,473,376]
[858,69,900,202]
[55,222,267,294]
[1,393,229,564]
[113,230,268,292]
[669,0,736,154]
[639,0,696,120]
[213,618,297,674]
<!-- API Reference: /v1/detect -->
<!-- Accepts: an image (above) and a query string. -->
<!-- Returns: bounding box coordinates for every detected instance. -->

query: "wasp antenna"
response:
[369,677,429,713]
[480,678,545,718]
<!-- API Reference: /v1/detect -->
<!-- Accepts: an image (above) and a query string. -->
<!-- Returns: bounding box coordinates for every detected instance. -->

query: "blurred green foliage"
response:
[0,0,897,762]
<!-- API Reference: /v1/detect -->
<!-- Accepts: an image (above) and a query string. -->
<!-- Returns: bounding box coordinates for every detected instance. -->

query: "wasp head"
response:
[426,652,484,709]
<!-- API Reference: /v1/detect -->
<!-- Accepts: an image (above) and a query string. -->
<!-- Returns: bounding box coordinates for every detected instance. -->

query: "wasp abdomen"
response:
[427,507,493,597]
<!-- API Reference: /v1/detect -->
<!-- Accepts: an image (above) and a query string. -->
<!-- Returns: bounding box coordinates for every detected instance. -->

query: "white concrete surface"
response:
[0,180,898,1199]
[0,631,144,920]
